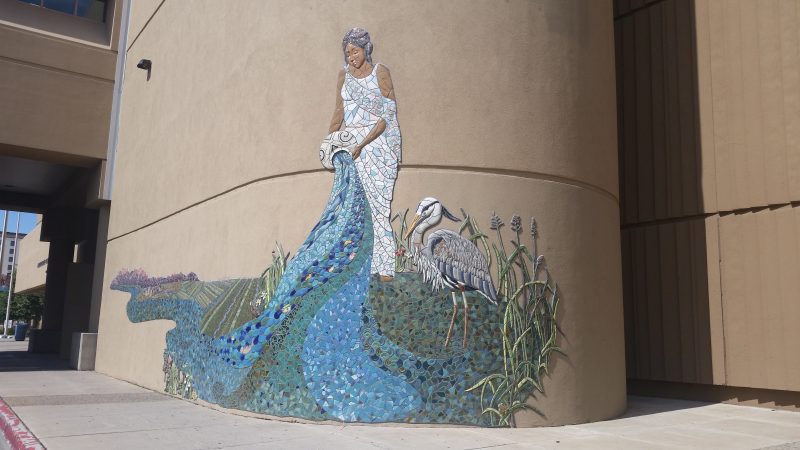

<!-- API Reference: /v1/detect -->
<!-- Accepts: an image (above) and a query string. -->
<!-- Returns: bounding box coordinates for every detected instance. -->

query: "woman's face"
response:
[345,43,366,70]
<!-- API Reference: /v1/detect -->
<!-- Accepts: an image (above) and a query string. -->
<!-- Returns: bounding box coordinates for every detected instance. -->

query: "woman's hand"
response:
[352,118,386,161]
[351,144,363,160]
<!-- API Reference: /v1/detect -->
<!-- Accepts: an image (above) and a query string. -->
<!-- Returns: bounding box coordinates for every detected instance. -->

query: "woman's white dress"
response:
[341,63,401,277]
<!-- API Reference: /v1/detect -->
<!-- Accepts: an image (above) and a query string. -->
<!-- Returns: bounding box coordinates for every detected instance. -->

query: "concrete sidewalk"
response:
[1,340,799,450]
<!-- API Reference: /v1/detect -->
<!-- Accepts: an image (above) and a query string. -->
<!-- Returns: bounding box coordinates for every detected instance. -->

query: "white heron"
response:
[404,197,498,348]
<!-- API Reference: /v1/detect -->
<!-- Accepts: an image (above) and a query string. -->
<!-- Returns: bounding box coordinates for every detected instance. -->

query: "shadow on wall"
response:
[615,0,715,386]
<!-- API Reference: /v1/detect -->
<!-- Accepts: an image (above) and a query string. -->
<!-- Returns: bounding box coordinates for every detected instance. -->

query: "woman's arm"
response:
[352,65,395,159]
[328,69,346,134]
[376,64,395,100]
[352,119,386,159]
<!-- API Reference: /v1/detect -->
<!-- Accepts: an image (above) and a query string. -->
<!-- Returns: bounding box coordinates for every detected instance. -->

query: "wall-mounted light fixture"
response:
[137,59,152,80]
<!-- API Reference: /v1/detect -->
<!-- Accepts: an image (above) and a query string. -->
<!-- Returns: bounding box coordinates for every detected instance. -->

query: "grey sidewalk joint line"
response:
[3,392,168,407]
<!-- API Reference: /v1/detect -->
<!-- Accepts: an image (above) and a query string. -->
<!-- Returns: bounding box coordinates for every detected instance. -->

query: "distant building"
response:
[1,230,27,278]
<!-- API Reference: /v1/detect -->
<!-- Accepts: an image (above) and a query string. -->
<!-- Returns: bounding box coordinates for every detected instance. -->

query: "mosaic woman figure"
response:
[328,27,401,282]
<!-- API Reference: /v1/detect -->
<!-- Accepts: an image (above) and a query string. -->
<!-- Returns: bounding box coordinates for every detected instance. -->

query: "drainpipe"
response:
[102,0,131,201]
[0,210,6,275]
[0,210,6,335]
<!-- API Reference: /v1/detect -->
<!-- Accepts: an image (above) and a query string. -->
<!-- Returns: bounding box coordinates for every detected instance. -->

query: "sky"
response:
[0,211,38,235]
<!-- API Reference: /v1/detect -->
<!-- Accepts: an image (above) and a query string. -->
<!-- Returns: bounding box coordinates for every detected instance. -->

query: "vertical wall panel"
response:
[776,206,800,386]
[704,215,726,385]
[674,221,696,383]
[690,218,714,384]
[658,223,682,381]
[760,209,782,388]
[632,229,651,379]
[699,0,800,211]
[621,229,636,378]
[616,0,702,226]
[621,217,720,385]
[780,0,800,200]
[650,4,668,220]
[617,0,715,386]
[675,0,701,216]
[645,226,665,378]
[742,1,769,209]
[662,1,685,218]
[635,12,655,222]
[720,206,800,391]
[620,17,639,224]
[693,0,719,213]
[759,1,790,205]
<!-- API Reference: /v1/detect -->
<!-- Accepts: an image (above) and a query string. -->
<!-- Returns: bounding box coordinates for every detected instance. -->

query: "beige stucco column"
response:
[388,0,626,425]
[96,0,624,426]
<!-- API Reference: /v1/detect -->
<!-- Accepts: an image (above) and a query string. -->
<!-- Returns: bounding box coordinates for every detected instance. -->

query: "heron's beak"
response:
[404,214,422,241]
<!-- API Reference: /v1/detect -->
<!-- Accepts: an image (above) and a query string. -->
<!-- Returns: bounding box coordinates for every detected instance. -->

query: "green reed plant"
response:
[391,210,414,273]
[464,213,562,428]
[250,243,289,316]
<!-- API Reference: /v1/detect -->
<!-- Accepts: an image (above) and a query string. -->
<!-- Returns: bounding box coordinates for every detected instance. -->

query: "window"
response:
[7,257,12,263]
[9,241,14,247]
[6,265,10,272]
[9,249,13,255]
[17,0,108,22]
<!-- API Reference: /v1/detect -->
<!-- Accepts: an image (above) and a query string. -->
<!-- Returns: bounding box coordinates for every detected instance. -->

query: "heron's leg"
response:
[462,289,469,348]
[444,292,458,349]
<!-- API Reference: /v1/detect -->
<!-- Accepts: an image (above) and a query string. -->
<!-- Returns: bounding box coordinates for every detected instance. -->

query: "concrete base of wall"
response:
[27,329,60,354]
[69,332,97,371]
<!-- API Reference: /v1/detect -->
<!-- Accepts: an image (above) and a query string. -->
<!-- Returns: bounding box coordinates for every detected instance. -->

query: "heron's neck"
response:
[411,220,439,263]
[410,220,434,247]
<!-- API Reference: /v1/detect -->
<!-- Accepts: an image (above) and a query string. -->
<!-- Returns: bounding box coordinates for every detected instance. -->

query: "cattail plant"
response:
[464,212,562,427]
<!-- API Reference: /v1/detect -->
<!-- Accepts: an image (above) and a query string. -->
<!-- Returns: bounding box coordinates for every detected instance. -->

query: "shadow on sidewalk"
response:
[0,340,70,372]
[619,394,711,419]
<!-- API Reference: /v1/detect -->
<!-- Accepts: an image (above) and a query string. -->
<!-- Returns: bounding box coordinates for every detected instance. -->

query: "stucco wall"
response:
[97,0,624,426]
[15,219,47,294]
[0,0,117,161]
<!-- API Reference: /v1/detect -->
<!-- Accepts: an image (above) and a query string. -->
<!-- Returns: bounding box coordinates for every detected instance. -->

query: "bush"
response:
[0,269,44,325]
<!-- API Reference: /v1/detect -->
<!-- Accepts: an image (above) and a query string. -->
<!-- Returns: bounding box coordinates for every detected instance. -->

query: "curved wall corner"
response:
[96,0,625,427]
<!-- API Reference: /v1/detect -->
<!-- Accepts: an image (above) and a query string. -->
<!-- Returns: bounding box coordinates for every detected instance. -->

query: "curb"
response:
[0,398,44,450]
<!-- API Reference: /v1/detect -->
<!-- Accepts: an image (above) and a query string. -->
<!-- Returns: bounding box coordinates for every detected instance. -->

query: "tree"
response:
[0,269,44,323]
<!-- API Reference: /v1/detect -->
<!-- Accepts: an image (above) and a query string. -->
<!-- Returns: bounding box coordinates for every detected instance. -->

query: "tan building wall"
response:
[96,0,626,426]
[0,0,120,163]
[1,0,122,356]
[15,219,47,294]
[616,0,800,399]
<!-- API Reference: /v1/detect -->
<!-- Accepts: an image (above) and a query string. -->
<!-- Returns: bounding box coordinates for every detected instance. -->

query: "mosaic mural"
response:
[112,28,562,427]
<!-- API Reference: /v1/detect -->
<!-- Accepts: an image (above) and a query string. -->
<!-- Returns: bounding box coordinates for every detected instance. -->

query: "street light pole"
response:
[3,212,20,338]
[0,210,7,279]
[0,210,7,336]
